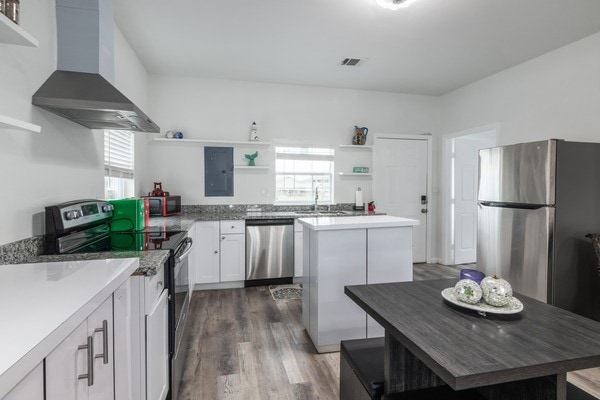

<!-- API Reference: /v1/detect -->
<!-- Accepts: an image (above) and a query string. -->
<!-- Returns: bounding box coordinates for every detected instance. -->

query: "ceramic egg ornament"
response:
[481,276,513,307]
[454,279,483,304]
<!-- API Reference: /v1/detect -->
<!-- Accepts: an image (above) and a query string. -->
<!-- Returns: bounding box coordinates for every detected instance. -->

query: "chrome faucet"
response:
[313,186,319,212]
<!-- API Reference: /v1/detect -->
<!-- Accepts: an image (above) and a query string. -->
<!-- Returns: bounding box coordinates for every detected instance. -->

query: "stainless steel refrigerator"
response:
[477,139,600,321]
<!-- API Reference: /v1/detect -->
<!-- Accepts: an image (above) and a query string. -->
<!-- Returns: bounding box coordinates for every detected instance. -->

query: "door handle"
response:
[94,320,109,364]
[421,208,428,214]
[78,336,94,386]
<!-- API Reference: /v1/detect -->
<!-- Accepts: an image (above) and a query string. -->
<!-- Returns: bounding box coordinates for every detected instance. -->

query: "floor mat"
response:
[269,284,302,300]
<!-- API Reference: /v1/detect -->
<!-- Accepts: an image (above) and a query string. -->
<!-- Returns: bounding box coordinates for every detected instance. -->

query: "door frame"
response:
[441,123,499,265]
[373,133,433,263]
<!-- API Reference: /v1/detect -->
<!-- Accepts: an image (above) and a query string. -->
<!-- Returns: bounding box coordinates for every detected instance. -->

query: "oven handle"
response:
[176,237,194,264]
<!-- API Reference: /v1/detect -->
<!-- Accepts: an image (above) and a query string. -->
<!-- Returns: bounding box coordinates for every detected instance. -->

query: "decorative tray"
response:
[441,288,524,316]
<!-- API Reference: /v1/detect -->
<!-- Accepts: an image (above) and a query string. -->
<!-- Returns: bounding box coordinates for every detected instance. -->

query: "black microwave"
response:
[143,196,181,217]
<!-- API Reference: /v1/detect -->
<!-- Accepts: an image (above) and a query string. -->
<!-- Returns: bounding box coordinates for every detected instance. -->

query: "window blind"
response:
[104,130,134,179]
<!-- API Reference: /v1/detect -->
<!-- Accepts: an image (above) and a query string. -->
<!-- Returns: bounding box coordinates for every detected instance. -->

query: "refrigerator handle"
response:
[479,201,546,210]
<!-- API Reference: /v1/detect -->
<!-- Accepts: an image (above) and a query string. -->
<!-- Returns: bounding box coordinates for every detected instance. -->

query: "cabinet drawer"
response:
[145,268,166,311]
[220,220,245,234]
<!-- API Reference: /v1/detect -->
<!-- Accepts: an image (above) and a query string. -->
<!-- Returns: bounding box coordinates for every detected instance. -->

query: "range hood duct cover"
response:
[32,0,159,133]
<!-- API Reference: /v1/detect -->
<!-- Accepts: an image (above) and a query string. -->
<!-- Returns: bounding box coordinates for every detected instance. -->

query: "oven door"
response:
[170,236,193,400]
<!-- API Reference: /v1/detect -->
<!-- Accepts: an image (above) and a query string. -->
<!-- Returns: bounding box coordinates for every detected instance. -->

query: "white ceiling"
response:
[114,0,600,96]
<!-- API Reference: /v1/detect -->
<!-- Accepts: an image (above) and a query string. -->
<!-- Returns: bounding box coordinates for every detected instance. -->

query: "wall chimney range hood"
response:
[32,0,159,133]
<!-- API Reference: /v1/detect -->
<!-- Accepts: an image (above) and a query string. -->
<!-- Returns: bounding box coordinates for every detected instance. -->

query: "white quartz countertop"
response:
[0,258,139,398]
[298,215,419,231]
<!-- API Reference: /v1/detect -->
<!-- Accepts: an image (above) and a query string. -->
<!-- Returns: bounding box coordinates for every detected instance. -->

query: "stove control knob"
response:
[102,204,114,213]
[65,210,82,220]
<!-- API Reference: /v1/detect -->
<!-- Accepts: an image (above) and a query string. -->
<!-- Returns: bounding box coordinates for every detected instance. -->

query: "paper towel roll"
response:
[355,187,363,207]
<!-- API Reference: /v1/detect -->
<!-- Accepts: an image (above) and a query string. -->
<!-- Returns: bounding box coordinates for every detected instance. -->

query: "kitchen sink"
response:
[295,211,350,216]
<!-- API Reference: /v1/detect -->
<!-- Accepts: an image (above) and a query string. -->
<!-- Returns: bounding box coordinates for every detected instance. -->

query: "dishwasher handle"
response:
[245,219,294,226]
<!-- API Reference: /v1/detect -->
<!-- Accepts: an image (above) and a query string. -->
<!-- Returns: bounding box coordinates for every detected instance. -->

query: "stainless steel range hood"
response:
[32,0,159,133]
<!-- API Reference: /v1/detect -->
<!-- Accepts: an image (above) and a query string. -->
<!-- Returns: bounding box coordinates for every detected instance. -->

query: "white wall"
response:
[439,31,600,145]
[0,1,149,245]
[144,75,439,206]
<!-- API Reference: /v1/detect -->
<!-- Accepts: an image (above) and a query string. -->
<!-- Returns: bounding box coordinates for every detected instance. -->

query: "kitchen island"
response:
[299,215,419,353]
[345,279,600,399]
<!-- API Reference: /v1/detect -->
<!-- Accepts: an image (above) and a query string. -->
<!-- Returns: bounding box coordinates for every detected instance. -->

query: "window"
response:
[275,146,335,204]
[104,130,135,200]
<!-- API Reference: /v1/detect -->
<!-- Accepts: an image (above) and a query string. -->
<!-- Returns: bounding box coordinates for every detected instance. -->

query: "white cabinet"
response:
[146,290,169,400]
[128,268,170,400]
[113,280,135,400]
[2,362,44,400]
[294,221,303,278]
[193,220,246,285]
[220,233,245,282]
[46,296,114,400]
[302,222,415,352]
[194,221,220,284]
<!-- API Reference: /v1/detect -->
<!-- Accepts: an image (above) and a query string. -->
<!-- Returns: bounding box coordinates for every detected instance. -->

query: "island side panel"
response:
[308,228,368,352]
[367,226,413,338]
[302,226,311,330]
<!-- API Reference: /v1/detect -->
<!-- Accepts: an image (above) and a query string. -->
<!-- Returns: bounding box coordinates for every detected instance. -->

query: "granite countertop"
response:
[10,208,382,277]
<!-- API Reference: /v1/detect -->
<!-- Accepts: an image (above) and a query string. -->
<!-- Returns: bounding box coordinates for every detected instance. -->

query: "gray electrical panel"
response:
[205,147,234,197]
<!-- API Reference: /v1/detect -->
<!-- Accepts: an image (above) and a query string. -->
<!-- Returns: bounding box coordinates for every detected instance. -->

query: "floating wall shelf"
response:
[234,166,270,170]
[338,145,373,150]
[0,114,41,132]
[0,13,39,47]
[338,172,372,177]
[153,138,271,146]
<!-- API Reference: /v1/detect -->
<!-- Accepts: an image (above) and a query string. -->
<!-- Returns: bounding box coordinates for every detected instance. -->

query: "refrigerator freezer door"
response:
[478,140,556,205]
[477,203,553,302]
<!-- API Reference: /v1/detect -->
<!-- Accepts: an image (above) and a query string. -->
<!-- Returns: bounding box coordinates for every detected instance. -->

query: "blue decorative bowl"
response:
[460,269,485,284]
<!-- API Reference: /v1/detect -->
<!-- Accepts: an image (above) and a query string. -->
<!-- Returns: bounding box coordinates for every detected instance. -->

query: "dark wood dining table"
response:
[345,279,600,399]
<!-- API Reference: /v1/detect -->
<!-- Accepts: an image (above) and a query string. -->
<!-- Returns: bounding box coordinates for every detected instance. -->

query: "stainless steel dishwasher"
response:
[245,219,294,286]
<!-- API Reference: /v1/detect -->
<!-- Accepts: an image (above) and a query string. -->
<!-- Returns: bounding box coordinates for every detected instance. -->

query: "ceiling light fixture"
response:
[376,0,420,10]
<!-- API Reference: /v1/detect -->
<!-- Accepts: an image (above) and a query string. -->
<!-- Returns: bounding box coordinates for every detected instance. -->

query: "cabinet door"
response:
[366,227,413,338]
[46,320,90,400]
[220,234,245,282]
[113,279,136,400]
[194,221,220,284]
[146,290,169,400]
[88,297,114,400]
[3,362,44,400]
[294,231,303,277]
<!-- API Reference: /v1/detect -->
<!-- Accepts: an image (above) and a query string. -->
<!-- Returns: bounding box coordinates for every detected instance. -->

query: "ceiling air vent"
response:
[340,58,364,66]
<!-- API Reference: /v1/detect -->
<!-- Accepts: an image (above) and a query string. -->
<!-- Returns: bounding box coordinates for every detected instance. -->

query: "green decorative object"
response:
[245,151,258,166]
[353,166,369,173]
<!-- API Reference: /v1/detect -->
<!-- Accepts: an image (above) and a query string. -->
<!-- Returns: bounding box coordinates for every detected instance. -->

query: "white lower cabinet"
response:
[146,290,169,400]
[194,221,220,284]
[220,233,245,282]
[46,296,114,400]
[2,362,44,400]
[193,220,246,286]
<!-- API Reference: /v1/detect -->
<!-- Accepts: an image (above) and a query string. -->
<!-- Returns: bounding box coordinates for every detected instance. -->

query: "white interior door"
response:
[374,138,428,263]
[453,138,480,264]
[451,132,496,264]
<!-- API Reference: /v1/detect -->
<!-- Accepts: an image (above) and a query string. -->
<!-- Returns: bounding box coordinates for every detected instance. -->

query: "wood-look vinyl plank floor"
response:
[179,263,600,399]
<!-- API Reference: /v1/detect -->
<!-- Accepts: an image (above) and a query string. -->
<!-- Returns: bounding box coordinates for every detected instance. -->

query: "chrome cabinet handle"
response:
[222,236,225,240]
[231,225,235,229]
[157,280,163,289]
[78,336,94,386]
[421,208,428,214]
[214,250,218,254]
[94,320,109,364]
